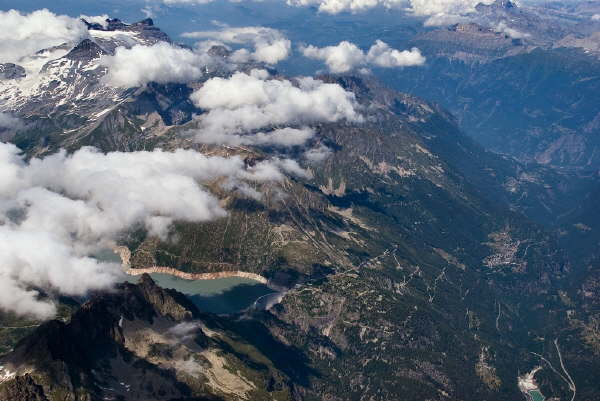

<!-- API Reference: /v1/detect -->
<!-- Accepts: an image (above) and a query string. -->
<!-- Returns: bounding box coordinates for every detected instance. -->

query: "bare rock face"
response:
[82,17,171,44]
[0,63,26,80]
[4,275,199,362]
[64,39,107,61]
[207,45,232,58]
[0,275,204,400]
[476,0,517,11]
[414,22,524,62]
[0,375,48,401]
[137,273,199,321]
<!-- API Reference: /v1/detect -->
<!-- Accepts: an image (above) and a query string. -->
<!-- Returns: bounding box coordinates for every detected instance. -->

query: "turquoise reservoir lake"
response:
[528,390,545,401]
[95,249,274,314]
[126,273,274,314]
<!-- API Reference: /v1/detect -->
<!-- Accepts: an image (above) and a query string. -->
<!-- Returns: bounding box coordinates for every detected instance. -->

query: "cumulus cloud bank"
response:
[408,0,491,17]
[0,143,299,318]
[189,69,361,145]
[286,0,495,24]
[100,42,212,87]
[183,26,291,64]
[0,9,89,63]
[408,0,495,25]
[301,40,425,73]
[287,0,404,14]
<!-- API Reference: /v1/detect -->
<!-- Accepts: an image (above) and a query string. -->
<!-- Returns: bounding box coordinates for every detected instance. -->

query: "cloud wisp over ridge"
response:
[183,26,292,65]
[301,40,425,73]
[100,27,291,88]
[286,0,404,15]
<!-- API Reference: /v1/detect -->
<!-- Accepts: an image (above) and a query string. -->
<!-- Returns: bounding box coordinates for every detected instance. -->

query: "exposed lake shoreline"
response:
[113,246,285,291]
[125,266,269,284]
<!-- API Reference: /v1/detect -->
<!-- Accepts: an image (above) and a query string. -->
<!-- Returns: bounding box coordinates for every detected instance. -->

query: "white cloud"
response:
[168,321,203,341]
[592,14,600,21]
[0,143,298,318]
[421,13,469,27]
[0,228,120,319]
[141,6,158,19]
[408,0,488,16]
[301,40,425,73]
[100,42,212,87]
[183,26,291,64]
[302,41,365,73]
[408,0,495,26]
[0,9,89,64]
[196,127,316,147]
[79,14,110,29]
[304,144,333,163]
[272,158,313,179]
[287,0,404,14]
[367,40,426,67]
[190,69,362,144]
[0,113,23,131]
[495,21,530,39]
[286,0,496,22]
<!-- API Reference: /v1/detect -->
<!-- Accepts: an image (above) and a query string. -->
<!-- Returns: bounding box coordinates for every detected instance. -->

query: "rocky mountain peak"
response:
[0,63,26,80]
[64,39,107,61]
[133,18,154,27]
[476,0,518,12]
[137,273,200,320]
[81,18,106,30]
[83,17,155,32]
[2,276,201,372]
[207,44,232,58]
[83,17,171,43]
[495,0,517,8]
[105,18,128,31]
[81,17,127,31]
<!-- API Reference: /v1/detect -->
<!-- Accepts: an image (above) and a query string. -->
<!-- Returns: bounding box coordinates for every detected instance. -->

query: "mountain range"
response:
[0,5,599,401]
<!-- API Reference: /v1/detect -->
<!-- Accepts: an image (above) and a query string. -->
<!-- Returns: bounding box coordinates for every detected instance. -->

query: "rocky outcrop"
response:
[0,374,48,401]
[65,39,107,61]
[4,275,201,368]
[84,17,171,44]
[0,275,206,401]
[136,273,200,320]
[0,63,25,80]
[476,0,517,11]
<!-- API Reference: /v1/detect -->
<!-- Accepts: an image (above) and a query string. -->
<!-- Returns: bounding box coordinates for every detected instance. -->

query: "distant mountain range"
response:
[381,1,600,172]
